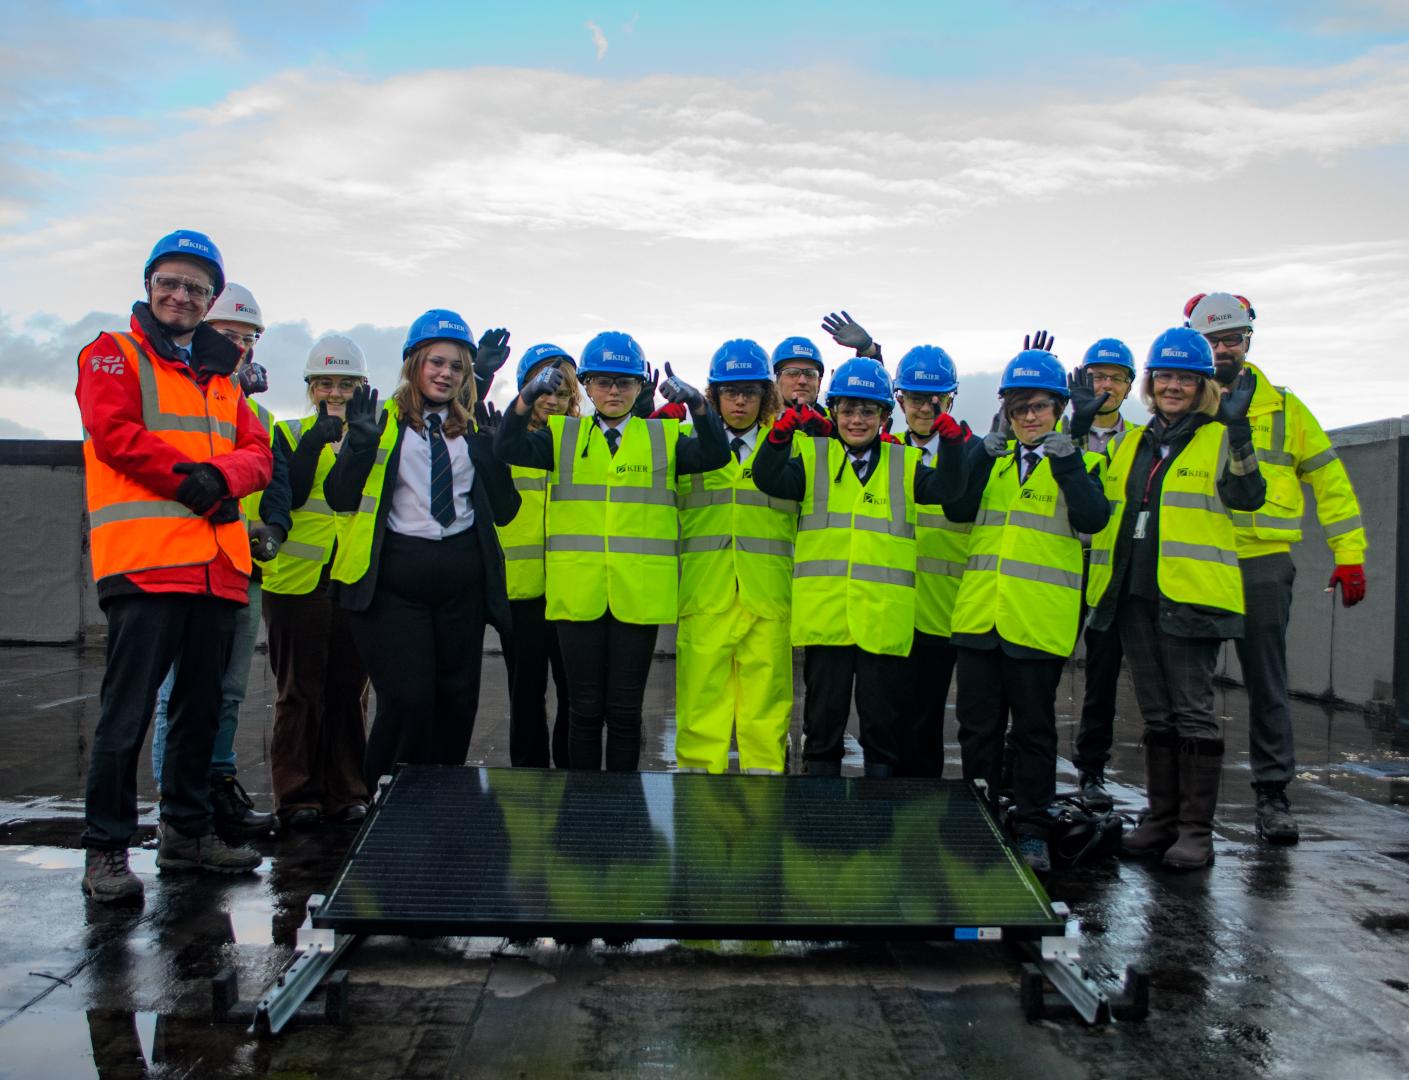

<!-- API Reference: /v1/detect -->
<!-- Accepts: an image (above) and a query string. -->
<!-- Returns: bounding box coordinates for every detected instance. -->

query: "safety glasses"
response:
[149,272,214,303]
[584,375,641,392]
[1204,331,1248,348]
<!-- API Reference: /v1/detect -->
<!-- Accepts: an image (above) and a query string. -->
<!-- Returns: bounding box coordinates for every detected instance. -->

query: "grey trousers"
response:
[1117,597,1222,741]
[1234,552,1297,786]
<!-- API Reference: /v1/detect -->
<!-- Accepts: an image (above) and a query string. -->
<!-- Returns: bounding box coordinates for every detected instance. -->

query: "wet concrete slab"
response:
[1,641,1408,1078]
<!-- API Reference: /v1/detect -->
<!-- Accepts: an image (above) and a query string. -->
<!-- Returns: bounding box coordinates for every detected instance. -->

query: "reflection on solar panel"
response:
[315,766,1063,941]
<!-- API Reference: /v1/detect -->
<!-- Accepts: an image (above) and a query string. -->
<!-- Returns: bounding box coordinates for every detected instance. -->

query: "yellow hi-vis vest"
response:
[790,436,919,656]
[240,397,276,527]
[676,424,798,620]
[331,400,399,586]
[950,447,1100,658]
[914,476,972,638]
[544,414,681,624]
[1232,361,1367,562]
[498,464,549,600]
[1086,423,1245,614]
[259,415,351,596]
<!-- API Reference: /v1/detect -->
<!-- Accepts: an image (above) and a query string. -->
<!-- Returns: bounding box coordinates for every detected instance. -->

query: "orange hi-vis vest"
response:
[81,332,252,582]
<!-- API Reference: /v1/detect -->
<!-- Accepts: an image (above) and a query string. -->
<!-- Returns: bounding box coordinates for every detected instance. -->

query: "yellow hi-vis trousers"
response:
[675,602,793,774]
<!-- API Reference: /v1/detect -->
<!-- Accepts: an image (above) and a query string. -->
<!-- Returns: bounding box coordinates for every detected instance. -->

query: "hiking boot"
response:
[1078,770,1114,813]
[1254,784,1300,845]
[1163,739,1224,871]
[1123,732,1180,859]
[82,849,144,903]
[1016,834,1051,874]
[156,823,262,874]
[210,775,274,840]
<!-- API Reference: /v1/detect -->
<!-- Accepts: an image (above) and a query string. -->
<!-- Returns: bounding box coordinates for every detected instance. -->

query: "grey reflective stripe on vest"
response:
[918,512,971,533]
[680,486,799,514]
[1088,549,1111,565]
[553,415,672,504]
[513,474,547,492]
[300,497,337,517]
[502,543,545,560]
[546,534,677,556]
[1161,540,1240,567]
[965,552,1081,590]
[799,437,909,536]
[681,534,793,557]
[1300,446,1337,473]
[793,559,913,587]
[1259,403,1294,466]
[735,489,799,514]
[1163,491,1224,514]
[88,499,196,528]
[280,540,327,562]
[798,437,833,531]
[1323,515,1363,538]
[916,556,966,578]
[978,507,1070,536]
[114,333,237,441]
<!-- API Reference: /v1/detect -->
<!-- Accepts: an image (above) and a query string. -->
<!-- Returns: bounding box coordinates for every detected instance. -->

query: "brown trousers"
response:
[262,581,369,816]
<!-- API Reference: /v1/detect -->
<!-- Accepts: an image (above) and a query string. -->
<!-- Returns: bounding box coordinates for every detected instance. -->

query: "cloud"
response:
[0,416,45,439]
[586,20,609,60]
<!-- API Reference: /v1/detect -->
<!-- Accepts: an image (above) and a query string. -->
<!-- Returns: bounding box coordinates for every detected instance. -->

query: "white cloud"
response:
[586,20,609,61]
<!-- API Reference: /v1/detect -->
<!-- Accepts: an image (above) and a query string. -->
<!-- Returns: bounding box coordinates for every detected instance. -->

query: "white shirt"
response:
[907,430,942,467]
[1017,441,1047,483]
[386,408,476,540]
[726,423,759,462]
[1084,416,1126,454]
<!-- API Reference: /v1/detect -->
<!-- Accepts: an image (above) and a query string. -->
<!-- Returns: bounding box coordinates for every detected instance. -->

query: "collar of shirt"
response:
[1086,415,1125,450]
[846,443,875,468]
[728,424,759,456]
[421,405,450,432]
[908,429,941,465]
[596,413,632,434]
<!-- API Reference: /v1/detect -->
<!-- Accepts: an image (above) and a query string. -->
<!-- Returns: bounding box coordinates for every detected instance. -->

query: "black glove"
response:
[821,311,874,354]
[249,523,284,561]
[344,386,388,452]
[631,365,660,419]
[474,398,503,434]
[305,400,346,447]
[1218,368,1257,423]
[659,362,705,412]
[522,364,565,406]
[172,462,228,514]
[1024,329,1055,352]
[474,329,511,378]
[209,498,241,525]
[237,361,269,396]
[1066,368,1110,441]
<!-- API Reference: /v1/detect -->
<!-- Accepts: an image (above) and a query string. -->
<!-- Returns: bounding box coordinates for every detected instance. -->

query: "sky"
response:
[2,0,1408,436]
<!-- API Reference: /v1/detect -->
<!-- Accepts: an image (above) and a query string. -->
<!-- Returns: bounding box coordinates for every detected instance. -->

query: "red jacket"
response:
[75,306,273,605]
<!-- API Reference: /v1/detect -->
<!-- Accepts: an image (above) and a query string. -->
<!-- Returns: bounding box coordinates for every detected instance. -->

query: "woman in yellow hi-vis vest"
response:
[258,334,373,828]
[494,331,730,771]
[1087,328,1263,871]
[497,343,581,769]
[323,309,520,791]
[752,357,967,777]
[673,339,796,775]
[947,349,1110,873]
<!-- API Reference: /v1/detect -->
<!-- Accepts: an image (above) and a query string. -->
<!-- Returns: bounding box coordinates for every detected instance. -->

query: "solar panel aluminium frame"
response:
[313,765,1065,943]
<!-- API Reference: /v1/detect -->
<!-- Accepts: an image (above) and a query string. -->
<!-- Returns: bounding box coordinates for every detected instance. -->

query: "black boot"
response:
[210,775,274,840]
[1078,769,1114,813]
[1163,739,1224,871]
[1254,783,1300,845]
[1122,731,1179,859]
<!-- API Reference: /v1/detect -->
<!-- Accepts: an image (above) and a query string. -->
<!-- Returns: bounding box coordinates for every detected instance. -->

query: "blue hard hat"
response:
[579,331,647,378]
[771,336,825,375]
[826,357,894,408]
[999,350,1067,397]
[894,345,959,394]
[404,309,474,359]
[1146,327,1215,376]
[1082,338,1135,374]
[145,229,225,298]
[516,343,576,390]
[709,339,772,384]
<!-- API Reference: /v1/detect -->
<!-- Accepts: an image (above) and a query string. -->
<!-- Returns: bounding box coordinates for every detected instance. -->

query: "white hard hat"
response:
[304,334,369,381]
[1184,292,1255,335]
[207,282,264,332]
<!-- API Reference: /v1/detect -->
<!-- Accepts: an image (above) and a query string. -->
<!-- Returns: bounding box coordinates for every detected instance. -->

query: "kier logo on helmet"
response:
[1014,368,1041,378]
[438,320,467,333]
[235,303,256,314]
[725,359,748,369]
[1097,349,1119,359]
[1160,347,1190,359]
[176,237,211,255]
[846,376,876,388]
[324,356,349,366]
[791,345,812,355]
[603,350,630,362]
[1205,313,1234,326]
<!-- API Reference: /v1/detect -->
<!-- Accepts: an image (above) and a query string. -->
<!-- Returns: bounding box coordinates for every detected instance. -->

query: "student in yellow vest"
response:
[498,343,580,769]
[890,345,973,777]
[751,357,967,777]
[947,350,1110,872]
[674,339,796,775]
[323,309,520,790]
[1087,328,1263,870]
[258,335,373,828]
[494,332,730,771]
[1183,292,1368,844]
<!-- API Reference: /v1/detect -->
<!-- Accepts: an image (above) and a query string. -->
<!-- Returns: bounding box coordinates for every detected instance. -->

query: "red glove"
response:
[881,431,901,444]
[798,405,834,437]
[1327,564,1366,607]
[769,407,802,444]
[933,413,964,443]
[649,402,687,421]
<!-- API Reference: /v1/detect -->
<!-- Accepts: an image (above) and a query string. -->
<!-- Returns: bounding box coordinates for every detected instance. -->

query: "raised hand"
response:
[237,361,269,396]
[344,385,388,451]
[521,363,565,406]
[306,400,345,446]
[1038,430,1078,458]
[768,406,803,444]
[474,398,504,434]
[934,413,964,443]
[631,365,661,418]
[821,311,873,353]
[1218,367,1257,423]
[983,411,1012,458]
[659,362,705,412]
[1066,367,1111,441]
[474,329,511,377]
[1024,329,1055,353]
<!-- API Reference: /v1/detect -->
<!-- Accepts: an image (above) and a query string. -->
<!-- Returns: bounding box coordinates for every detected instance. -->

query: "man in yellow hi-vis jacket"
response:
[1184,292,1368,845]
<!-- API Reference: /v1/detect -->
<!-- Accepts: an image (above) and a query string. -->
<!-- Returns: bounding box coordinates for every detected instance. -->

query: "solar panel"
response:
[314,766,1063,941]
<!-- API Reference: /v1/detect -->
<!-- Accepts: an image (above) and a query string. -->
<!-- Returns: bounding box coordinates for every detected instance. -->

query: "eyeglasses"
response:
[1007,400,1056,418]
[833,402,883,419]
[1152,371,1203,387]
[718,385,764,401]
[218,329,261,348]
[585,375,642,392]
[1087,372,1131,386]
[149,272,214,303]
[424,354,466,374]
[1204,331,1248,348]
[777,367,820,381]
[898,391,953,408]
[309,377,362,393]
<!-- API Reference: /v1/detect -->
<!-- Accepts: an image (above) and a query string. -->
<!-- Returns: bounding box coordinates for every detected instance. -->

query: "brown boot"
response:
[1163,738,1224,871]
[1121,731,1180,859]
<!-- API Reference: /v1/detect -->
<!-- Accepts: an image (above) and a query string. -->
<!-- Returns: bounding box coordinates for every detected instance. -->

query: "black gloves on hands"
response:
[474,329,511,378]
[1218,368,1258,424]
[822,310,874,354]
[474,398,503,434]
[344,386,388,452]
[237,361,269,396]
[631,365,660,419]
[1066,368,1111,441]
[305,401,346,447]
[249,523,284,561]
[172,461,229,515]
[522,364,565,406]
[659,362,705,413]
[1024,329,1055,352]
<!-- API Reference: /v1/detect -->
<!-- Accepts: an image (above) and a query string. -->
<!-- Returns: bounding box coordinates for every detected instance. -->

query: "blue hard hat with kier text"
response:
[579,331,647,378]
[826,357,894,408]
[516,343,576,390]
[709,339,772,384]
[894,345,959,394]
[1146,327,1215,376]
[404,309,474,359]
[145,229,225,298]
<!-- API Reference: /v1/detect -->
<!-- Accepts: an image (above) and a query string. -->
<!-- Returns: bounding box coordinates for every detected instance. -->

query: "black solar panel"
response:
[314,766,1063,941]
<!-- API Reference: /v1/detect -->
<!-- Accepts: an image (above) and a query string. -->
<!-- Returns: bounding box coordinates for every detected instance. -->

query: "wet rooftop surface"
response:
[1,641,1407,1079]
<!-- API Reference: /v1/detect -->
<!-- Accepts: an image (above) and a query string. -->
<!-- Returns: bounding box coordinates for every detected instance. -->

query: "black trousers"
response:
[350,527,487,791]
[802,644,910,769]
[1235,552,1297,786]
[502,596,570,768]
[1072,619,1124,775]
[555,614,658,771]
[84,593,237,849]
[900,631,957,777]
[955,644,1063,829]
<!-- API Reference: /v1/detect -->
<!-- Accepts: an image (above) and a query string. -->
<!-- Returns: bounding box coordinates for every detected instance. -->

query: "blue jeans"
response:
[152,579,262,787]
